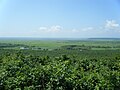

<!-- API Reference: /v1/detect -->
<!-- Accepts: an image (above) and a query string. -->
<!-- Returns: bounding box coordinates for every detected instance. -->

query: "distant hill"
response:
[88,38,120,41]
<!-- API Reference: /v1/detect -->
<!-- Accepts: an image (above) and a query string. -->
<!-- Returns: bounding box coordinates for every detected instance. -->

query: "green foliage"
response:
[0,51,120,90]
[0,40,120,89]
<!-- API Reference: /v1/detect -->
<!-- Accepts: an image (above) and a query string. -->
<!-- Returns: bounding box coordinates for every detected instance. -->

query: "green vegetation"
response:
[0,39,120,90]
[1,39,120,49]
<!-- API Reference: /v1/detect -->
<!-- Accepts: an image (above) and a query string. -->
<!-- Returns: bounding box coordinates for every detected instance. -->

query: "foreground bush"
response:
[0,52,120,90]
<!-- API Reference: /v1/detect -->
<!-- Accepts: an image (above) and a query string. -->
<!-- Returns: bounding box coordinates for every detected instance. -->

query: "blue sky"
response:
[0,0,120,38]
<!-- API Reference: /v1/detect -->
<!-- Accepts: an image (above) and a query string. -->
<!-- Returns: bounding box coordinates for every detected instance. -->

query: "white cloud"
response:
[105,20,119,29]
[39,27,47,30]
[71,29,79,32]
[82,27,94,31]
[39,25,62,33]
[49,25,62,32]
[33,20,120,38]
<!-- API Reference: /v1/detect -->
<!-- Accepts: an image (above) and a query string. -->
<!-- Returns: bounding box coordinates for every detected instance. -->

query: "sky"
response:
[0,0,120,38]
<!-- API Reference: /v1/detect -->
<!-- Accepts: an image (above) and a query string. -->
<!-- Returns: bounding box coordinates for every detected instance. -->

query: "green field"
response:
[0,38,120,90]
[0,39,120,49]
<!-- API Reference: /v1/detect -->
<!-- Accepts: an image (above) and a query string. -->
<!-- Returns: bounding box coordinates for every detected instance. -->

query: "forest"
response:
[0,39,120,90]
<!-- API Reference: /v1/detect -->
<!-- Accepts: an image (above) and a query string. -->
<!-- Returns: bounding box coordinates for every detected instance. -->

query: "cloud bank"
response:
[39,25,62,33]
[105,20,119,30]
[0,20,120,38]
